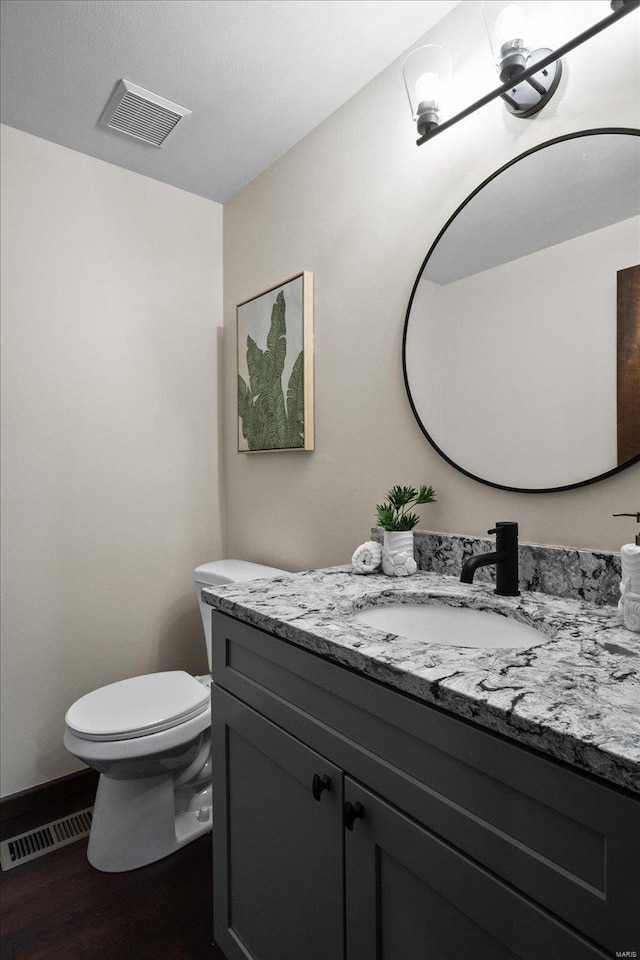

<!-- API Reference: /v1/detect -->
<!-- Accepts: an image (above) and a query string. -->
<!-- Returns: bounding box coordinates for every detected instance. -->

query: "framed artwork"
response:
[237,271,314,452]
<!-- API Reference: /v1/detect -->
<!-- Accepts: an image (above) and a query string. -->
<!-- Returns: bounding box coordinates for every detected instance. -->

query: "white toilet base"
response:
[88,772,212,873]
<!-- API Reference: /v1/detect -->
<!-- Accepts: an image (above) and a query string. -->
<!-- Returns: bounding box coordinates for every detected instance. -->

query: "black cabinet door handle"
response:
[344,800,365,830]
[312,773,332,801]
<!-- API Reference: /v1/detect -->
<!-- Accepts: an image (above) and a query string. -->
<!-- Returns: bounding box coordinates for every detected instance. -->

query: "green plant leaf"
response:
[246,335,267,399]
[244,334,276,447]
[286,351,304,447]
[375,482,437,530]
[416,485,437,504]
[387,486,417,509]
[375,505,396,530]
[265,291,287,381]
[397,512,420,531]
[268,376,289,447]
[238,374,254,444]
[238,374,250,417]
[250,401,270,450]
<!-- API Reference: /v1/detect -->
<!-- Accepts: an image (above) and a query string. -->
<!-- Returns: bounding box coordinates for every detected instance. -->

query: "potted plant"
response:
[376,485,437,575]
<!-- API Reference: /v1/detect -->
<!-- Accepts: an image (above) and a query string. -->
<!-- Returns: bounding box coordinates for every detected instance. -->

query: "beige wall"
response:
[0,126,224,796]
[223,2,640,572]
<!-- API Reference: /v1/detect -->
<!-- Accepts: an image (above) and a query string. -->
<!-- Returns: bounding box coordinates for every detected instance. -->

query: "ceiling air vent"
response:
[99,80,191,147]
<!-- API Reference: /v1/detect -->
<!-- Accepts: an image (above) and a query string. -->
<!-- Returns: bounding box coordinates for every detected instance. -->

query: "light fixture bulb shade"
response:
[482,1,541,66]
[402,45,453,133]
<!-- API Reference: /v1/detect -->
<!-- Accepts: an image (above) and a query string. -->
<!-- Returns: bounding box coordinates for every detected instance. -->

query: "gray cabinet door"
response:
[212,685,344,960]
[344,778,609,960]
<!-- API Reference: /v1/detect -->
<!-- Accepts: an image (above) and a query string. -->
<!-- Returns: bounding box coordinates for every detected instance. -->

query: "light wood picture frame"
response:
[237,272,314,453]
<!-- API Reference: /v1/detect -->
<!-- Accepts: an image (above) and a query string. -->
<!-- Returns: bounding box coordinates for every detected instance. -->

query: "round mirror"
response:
[403,129,640,493]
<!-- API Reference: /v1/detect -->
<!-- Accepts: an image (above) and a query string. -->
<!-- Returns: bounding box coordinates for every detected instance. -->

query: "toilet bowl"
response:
[64,559,288,872]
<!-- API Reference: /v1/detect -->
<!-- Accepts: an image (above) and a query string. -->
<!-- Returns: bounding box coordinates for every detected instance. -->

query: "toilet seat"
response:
[65,671,210,741]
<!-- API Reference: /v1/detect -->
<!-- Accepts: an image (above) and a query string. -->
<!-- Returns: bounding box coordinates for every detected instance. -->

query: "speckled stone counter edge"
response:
[372,528,621,607]
[203,568,640,793]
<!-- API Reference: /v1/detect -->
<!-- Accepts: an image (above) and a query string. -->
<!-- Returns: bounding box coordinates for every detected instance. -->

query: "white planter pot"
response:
[621,592,640,633]
[382,531,417,577]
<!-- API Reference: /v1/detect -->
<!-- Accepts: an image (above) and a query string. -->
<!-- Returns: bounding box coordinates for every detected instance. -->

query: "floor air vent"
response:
[99,80,191,147]
[0,807,93,871]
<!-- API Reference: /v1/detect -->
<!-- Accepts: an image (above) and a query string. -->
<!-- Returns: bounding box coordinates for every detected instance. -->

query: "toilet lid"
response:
[65,671,210,741]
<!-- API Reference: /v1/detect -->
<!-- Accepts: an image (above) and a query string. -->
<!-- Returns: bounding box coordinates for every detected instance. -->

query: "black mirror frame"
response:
[402,127,640,494]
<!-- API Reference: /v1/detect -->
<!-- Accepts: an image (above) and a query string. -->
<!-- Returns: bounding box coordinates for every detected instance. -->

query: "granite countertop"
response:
[203,567,640,794]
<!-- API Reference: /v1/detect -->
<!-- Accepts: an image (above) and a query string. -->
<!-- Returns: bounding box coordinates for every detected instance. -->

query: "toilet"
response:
[64,559,288,873]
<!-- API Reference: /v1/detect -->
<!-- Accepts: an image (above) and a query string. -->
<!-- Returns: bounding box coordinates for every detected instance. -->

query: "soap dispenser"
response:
[613,512,640,632]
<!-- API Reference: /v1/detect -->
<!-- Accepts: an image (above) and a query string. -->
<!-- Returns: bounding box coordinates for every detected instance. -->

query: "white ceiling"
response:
[0,0,458,202]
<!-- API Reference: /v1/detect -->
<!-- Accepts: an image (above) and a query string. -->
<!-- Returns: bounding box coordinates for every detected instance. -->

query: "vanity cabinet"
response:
[211,610,640,960]
[213,688,343,960]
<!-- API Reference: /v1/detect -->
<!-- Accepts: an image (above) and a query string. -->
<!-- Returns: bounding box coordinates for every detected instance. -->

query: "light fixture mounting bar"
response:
[417,0,639,145]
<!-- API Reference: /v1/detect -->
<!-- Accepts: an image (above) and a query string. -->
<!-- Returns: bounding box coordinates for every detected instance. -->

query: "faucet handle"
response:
[487,521,518,537]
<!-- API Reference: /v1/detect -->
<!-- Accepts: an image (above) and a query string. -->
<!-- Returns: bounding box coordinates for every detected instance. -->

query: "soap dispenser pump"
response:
[613,512,640,632]
[612,511,640,547]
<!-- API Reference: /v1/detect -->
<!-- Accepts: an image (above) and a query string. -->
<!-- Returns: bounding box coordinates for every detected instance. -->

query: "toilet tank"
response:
[193,560,289,670]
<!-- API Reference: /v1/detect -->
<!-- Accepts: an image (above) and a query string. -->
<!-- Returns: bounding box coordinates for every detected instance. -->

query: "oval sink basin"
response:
[353,603,545,649]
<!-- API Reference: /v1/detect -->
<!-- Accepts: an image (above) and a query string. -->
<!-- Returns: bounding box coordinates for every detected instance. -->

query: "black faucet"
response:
[460,521,520,597]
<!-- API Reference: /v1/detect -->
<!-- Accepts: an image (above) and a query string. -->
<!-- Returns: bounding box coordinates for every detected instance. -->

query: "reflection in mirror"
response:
[404,130,640,492]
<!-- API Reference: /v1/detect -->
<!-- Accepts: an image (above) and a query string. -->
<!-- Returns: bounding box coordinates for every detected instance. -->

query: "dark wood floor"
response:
[1,792,228,960]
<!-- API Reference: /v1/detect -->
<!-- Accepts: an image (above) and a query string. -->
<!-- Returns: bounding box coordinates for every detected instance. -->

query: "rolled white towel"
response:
[351,541,383,575]
[621,543,640,594]
[620,590,640,632]
[382,551,417,578]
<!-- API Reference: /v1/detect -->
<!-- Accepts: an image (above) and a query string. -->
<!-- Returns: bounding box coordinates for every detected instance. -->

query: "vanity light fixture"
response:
[482,0,562,118]
[403,45,453,136]
[404,0,639,145]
